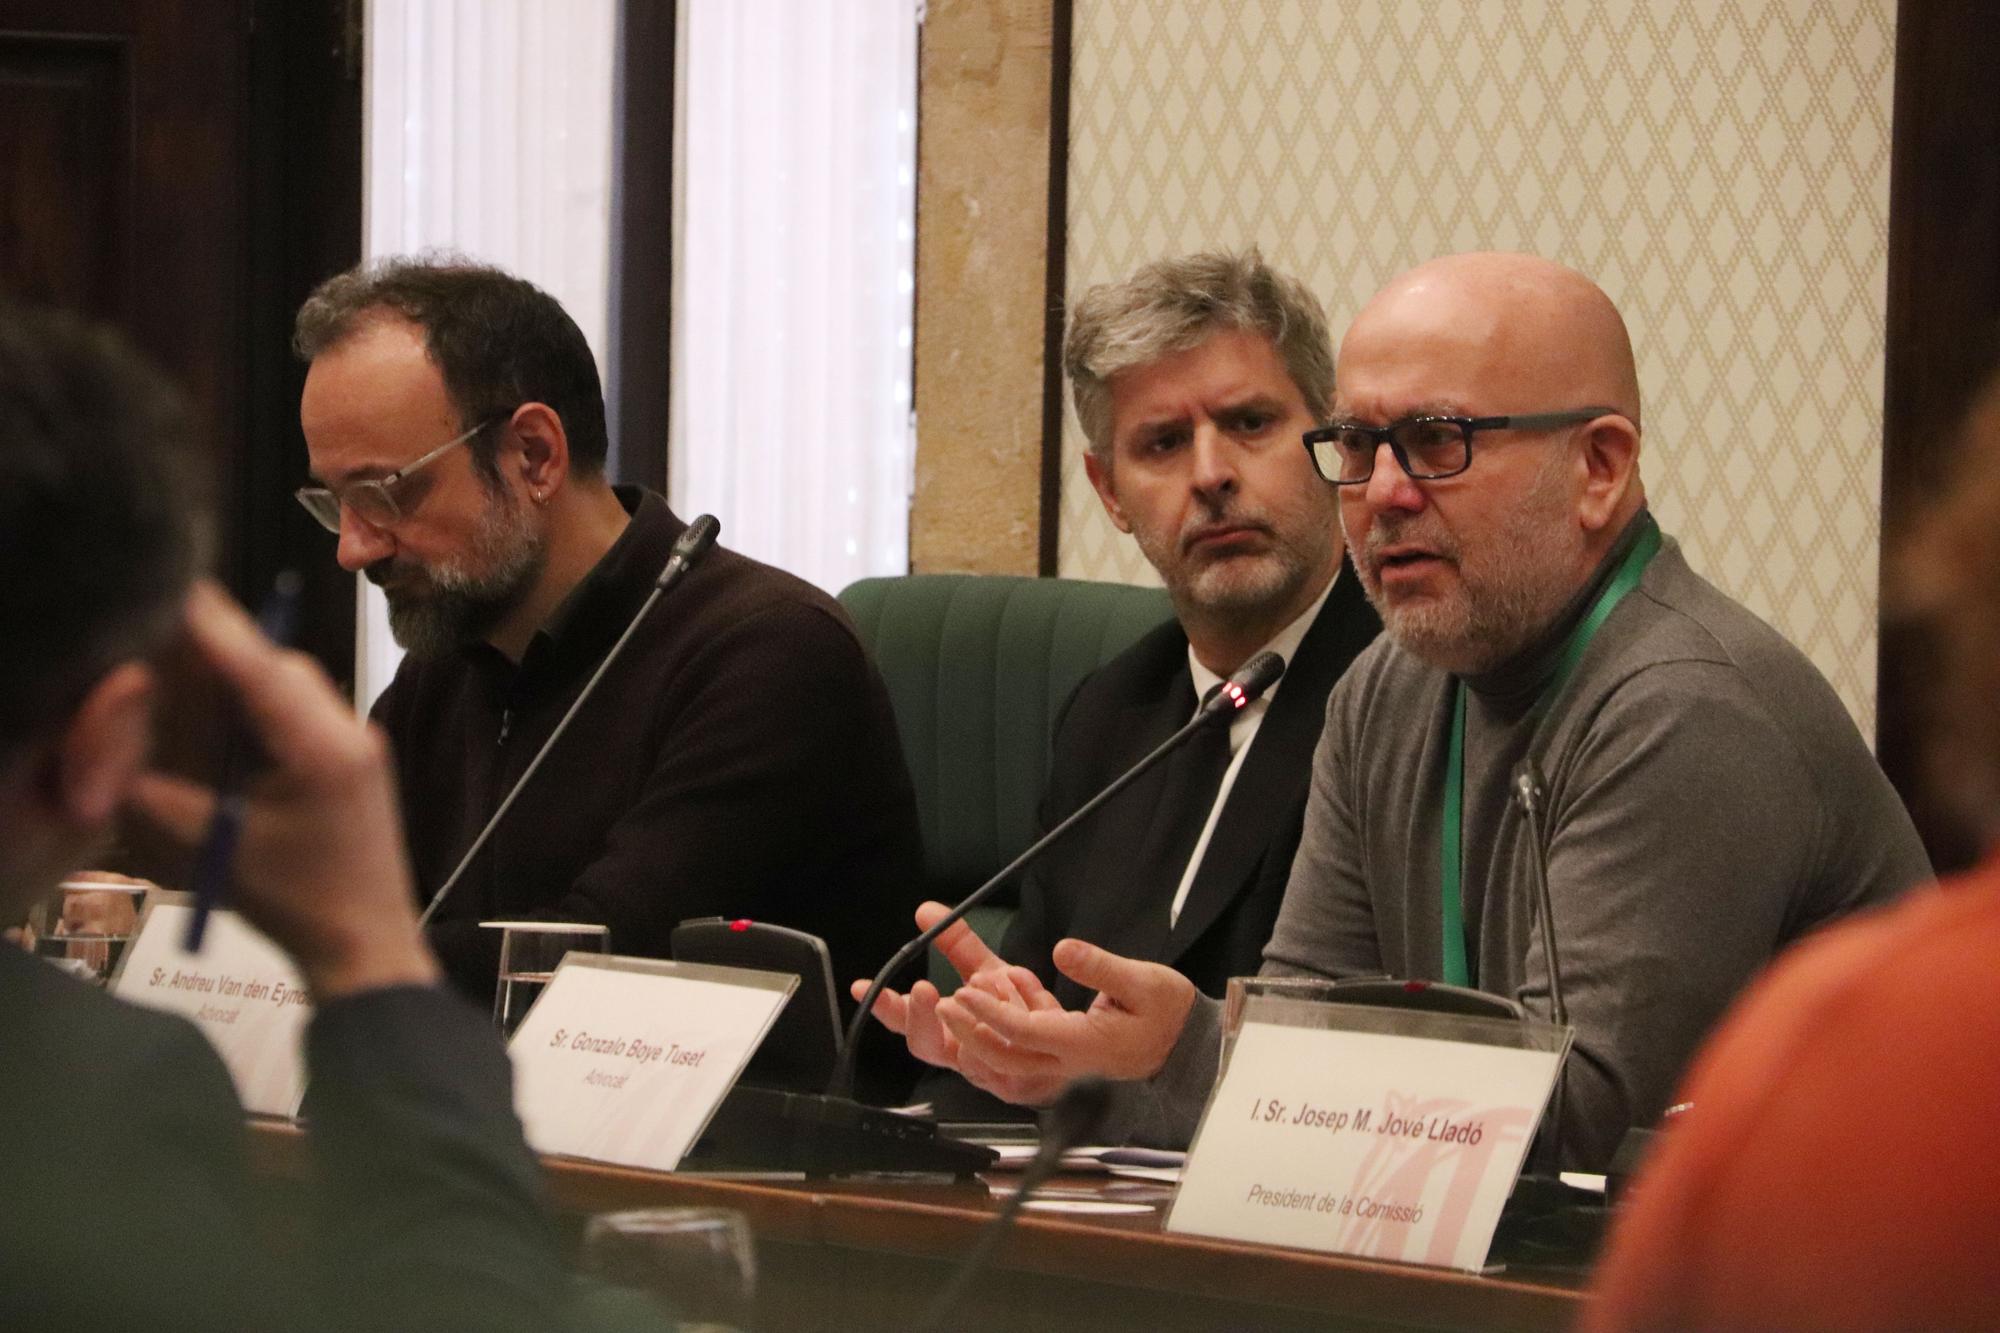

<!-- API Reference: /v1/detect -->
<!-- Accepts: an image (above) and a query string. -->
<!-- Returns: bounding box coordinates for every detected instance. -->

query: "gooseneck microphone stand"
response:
[417,514,721,928]
[827,649,1288,1101]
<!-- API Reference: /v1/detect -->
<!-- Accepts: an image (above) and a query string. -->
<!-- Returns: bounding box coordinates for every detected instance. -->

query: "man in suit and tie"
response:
[863,251,1379,1104]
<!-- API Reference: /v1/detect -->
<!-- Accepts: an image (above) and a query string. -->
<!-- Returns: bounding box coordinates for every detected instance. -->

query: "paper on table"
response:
[984,1143,1108,1172]
[1099,1147,1187,1168]
[984,1143,1189,1174]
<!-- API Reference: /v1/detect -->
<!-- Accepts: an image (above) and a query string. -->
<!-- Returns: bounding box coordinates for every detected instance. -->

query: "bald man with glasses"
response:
[894,252,1930,1168]
[290,258,924,1090]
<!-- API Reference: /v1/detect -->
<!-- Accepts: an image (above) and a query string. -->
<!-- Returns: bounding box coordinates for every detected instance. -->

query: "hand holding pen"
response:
[182,571,302,951]
[132,581,437,1000]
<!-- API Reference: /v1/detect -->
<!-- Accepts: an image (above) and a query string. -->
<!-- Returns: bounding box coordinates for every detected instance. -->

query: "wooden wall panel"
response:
[0,0,361,883]
[0,34,129,318]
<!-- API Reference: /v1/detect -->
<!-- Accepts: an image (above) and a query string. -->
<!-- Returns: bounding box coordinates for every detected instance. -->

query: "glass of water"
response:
[580,1206,756,1330]
[480,920,609,1036]
[30,878,151,985]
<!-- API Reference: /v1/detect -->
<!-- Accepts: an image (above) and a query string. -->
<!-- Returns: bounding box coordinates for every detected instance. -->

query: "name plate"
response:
[110,893,312,1119]
[1167,999,1568,1272]
[508,954,795,1172]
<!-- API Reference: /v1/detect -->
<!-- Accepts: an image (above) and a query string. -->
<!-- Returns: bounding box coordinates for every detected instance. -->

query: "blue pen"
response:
[183,571,303,952]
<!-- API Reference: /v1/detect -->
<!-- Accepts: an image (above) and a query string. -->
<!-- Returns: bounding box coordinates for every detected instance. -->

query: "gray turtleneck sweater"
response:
[1116,516,1930,1170]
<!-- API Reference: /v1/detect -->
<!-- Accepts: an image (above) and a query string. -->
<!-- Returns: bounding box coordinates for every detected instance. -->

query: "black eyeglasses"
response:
[1301,408,1614,485]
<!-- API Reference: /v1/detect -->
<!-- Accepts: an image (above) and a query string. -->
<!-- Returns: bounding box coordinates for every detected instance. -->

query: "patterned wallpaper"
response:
[1058,0,1895,732]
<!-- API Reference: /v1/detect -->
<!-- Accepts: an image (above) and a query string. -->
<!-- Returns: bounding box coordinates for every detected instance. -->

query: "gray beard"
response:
[386,574,532,658]
[1370,542,1577,677]
[377,499,547,660]
[1132,503,1335,637]
[1354,456,1583,677]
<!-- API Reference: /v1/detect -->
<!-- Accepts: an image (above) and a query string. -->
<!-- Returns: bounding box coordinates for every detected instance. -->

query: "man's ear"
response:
[1082,451,1133,534]
[54,662,156,827]
[1575,414,1642,534]
[507,402,572,501]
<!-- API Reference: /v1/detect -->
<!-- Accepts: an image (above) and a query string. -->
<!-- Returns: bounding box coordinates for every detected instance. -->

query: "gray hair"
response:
[1064,250,1335,461]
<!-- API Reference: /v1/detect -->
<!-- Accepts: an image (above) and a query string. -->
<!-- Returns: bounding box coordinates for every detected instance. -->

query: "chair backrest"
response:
[838,573,1175,908]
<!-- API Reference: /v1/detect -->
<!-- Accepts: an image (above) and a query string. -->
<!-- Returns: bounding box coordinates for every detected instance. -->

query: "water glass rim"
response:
[586,1206,752,1237]
[57,878,149,894]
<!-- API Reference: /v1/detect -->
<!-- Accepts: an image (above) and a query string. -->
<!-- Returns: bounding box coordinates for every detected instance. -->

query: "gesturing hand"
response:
[849,900,1013,1070]
[934,938,1198,1106]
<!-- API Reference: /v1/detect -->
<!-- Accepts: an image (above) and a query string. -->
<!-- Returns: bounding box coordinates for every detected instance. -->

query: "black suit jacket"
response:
[0,947,571,1332]
[1003,565,1382,1009]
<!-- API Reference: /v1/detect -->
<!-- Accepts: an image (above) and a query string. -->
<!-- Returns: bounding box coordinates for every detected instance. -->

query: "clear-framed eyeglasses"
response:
[294,417,499,534]
[1301,408,1613,485]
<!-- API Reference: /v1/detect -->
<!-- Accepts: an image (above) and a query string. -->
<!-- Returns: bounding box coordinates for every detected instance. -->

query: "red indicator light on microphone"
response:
[729,918,753,932]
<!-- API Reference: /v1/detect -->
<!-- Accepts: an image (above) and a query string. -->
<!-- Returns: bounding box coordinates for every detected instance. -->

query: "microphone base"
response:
[682,1085,997,1179]
[1491,1172,1610,1271]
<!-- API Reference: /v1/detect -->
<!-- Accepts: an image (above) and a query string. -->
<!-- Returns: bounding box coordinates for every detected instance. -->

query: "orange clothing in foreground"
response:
[1587,854,2000,1331]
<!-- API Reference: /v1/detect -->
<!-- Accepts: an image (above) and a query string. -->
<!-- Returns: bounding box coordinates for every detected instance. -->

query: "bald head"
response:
[1334,253,1651,675]
[1338,252,1641,430]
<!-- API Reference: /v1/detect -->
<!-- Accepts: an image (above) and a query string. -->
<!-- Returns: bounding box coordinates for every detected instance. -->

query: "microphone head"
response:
[1033,1077,1115,1170]
[1200,650,1287,721]
[675,513,722,562]
[656,514,722,589]
[1511,759,1546,813]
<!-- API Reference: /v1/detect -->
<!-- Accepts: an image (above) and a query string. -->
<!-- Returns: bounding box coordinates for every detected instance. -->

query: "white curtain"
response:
[671,0,919,592]
[357,0,617,710]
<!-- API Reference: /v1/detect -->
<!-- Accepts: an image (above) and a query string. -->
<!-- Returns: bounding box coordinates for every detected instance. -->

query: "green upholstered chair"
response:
[837,574,1175,990]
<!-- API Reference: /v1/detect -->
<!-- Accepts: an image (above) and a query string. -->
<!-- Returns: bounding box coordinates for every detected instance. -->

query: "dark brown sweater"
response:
[373,488,925,1031]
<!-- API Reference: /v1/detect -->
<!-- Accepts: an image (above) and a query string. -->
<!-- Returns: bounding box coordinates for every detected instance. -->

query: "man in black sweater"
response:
[292,259,925,1032]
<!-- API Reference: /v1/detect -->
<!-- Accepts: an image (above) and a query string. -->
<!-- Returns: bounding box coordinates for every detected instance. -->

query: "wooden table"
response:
[245,1122,1589,1332]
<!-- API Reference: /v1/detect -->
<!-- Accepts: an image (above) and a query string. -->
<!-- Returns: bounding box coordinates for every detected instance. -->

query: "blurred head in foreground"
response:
[1895,373,2000,845]
[0,305,201,912]
[1585,369,2000,1330]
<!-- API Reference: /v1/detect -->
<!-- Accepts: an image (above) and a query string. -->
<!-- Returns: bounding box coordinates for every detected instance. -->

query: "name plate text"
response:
[111,894,311,1119]
[509,955,794,1172]
[1167,1003,1566,1272]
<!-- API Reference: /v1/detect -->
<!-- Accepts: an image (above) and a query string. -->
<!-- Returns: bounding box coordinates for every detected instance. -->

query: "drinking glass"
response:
[480,920,610,1035]
[579,1206,756,1330]
[30,878,151,985]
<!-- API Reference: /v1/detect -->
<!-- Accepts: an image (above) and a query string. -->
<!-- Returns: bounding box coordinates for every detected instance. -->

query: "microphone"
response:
[1197,648,1284,719]
[1511,758,1568,1171]
[685,652,1281,1177]
[909,1077,1114,1333]
[417,514,723,928]
[828,649,1287,1100]
[656,512,719,591]
[1027,1075,1115,1173]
